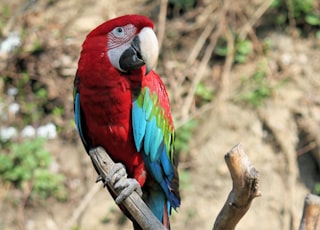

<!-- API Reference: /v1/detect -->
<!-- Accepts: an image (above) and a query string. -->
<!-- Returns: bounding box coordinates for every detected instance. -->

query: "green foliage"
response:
[215,37,253,64]
[71,226,81,230]
[169,0,196,10]
[195,82,214,102]
[291,0,314,18]
[262,37,273,54]
[52,106,65,117]
[33,169,66,200]
[6,72,50,126]
[238,64,274,107]
[214,37,228,57]
[234,39,253,63]
[100,214,112,224]
[35,88,48,100]
[30,39,43,53]
[179,169,191,190]
[305,14,320,26]
[0,4,10,35]
[271,0,320,31]
[175,120,198,153]
[0,138,67,201]
[314,183,320,195]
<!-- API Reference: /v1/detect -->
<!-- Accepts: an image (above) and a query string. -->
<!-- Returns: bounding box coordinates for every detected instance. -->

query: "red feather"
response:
[74,15,180,228]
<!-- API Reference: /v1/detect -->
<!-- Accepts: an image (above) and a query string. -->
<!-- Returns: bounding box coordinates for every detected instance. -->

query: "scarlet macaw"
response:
[74,15,180,229]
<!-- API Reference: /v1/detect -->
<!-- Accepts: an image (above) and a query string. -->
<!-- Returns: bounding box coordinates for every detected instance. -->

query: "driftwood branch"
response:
[299,193,320,230]
[213,144,261,230]
[89,147,166,230]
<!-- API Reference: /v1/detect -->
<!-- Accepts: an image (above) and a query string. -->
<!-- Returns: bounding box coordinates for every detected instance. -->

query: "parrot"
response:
[73,14,180,229]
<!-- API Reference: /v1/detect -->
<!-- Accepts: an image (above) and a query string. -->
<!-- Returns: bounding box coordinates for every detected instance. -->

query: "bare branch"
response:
[213,144,261,230]
[89,147,166,230]
[83,145,260,230]
[157,0,168,51]
[299,193,320,230]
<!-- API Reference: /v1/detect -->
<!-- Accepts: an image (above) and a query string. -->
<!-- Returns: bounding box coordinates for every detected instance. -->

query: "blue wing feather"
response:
[160,145,174,179]
[142,148,180,208]
[132,87,179,211]
[143,115,154,155]
[74,91,88,149]
[150,126,162,161]
[132,101,147,152]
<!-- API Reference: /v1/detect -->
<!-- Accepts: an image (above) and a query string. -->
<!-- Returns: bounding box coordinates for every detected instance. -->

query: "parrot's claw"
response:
[104,163,143,204]
[95,175,103,183]
[114,178,143,204]
[105,163,127,184]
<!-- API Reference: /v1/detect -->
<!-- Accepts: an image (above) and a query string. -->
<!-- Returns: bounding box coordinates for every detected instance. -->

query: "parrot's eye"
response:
[112,27,125,37]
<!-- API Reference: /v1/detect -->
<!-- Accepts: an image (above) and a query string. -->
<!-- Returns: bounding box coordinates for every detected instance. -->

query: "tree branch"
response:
[87,145,260,230]
[89,147,166,230]
[213,144,261,230]
[299,193,320,230]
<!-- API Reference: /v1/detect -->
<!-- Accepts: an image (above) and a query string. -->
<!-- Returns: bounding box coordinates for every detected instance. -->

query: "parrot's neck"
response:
[122,68,146,92]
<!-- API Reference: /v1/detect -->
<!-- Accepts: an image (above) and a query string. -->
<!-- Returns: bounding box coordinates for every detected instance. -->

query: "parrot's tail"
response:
[162,201,171,229]
[132,202,170,230]
[142,182,172,229]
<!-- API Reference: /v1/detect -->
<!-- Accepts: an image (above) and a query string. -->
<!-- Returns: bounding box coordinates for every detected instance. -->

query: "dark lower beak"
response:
[119,36,145,72]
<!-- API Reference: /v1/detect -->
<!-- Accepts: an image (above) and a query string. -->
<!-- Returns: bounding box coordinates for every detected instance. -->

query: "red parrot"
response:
[73,15,180,229]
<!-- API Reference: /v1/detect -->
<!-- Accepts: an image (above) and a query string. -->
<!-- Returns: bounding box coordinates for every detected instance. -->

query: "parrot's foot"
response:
[105,163,143,204]
[114,177,143,204]
[95,175,103,183]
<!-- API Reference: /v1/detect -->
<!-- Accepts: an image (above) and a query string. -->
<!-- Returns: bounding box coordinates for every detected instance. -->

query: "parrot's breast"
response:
[79,81,147,185]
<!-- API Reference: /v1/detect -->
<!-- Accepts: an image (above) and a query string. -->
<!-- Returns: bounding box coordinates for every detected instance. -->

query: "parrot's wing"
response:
[73,82,89,151]
[132,85,180,209]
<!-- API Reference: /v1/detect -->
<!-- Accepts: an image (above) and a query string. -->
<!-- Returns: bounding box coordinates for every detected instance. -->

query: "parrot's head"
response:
[83,14,159,75]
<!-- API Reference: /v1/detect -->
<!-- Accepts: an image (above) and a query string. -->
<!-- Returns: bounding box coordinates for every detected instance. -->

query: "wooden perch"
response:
[299,193,320,230]
[89,147,166,230]
[87,145,260,230]
[213,144,261,230]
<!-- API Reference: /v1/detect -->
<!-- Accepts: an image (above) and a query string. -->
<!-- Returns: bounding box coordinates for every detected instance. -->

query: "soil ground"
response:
[1,0,320,230]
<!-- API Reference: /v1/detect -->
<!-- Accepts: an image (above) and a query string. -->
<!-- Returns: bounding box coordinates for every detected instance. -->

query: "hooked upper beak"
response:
[119,27,159,75]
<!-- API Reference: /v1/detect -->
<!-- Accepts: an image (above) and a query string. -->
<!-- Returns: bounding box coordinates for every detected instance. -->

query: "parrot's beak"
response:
[119,27,159,75]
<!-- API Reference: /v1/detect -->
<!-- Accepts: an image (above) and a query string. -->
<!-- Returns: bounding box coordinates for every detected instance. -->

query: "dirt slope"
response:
[1,0,320,229]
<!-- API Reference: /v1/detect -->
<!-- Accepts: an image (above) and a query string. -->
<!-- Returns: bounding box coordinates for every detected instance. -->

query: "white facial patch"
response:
[107,43,131,72]
[107,24,137,72]
[106,25,159,73]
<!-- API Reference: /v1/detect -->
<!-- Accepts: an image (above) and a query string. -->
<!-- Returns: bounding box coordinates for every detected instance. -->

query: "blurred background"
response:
[0,0,320,229]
